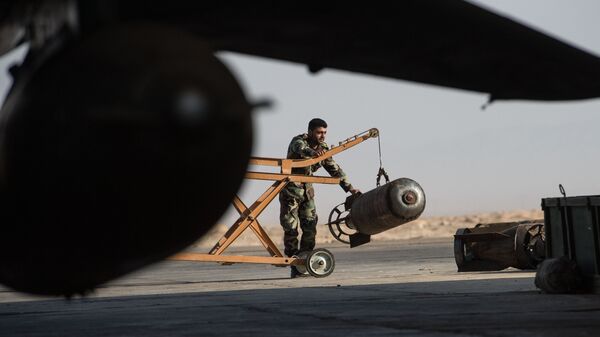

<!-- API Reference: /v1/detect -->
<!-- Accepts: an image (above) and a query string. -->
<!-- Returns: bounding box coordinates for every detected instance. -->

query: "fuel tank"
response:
[347,178,426,235]
[0,23,252,296]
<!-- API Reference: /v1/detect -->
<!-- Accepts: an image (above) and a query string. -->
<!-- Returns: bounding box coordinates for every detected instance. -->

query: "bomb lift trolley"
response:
[170,128,380,277]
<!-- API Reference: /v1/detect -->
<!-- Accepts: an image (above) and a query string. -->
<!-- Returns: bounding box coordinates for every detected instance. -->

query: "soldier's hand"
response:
[350,188,361,195]
[315,148,326,157]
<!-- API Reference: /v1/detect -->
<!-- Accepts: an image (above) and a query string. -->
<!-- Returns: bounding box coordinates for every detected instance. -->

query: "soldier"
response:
[280,118,360,278]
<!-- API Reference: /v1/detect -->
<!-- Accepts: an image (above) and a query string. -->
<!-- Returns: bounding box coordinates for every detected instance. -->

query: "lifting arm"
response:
[248,128,379,174]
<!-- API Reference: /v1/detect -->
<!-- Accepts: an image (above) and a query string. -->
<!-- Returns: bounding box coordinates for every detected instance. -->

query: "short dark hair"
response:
[308,118,327,131]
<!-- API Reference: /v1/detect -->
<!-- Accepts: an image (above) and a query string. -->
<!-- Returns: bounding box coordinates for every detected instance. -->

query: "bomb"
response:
[328,178,426,247]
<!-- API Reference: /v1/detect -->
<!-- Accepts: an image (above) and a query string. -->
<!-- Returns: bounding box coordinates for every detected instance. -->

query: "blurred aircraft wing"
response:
[116,0,600,101]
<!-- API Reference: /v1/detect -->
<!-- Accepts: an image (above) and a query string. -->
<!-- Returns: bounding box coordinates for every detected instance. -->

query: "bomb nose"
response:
[403,191,417,205]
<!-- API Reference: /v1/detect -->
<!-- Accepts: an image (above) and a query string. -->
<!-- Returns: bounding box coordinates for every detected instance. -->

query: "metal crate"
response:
[541,195,600,291]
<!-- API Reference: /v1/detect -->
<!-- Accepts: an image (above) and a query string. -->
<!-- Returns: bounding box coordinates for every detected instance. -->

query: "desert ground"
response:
[194,209,544,248]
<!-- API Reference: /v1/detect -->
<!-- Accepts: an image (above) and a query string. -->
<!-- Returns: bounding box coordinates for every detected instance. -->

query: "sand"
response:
[192,209,544,248]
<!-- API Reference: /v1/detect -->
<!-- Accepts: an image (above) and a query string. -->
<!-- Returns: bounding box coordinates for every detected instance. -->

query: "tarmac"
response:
[1,238,599,337]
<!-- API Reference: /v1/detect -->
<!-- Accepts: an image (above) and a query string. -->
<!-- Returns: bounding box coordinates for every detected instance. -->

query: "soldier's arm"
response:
[290,138,317,159]
[320,144,353,192]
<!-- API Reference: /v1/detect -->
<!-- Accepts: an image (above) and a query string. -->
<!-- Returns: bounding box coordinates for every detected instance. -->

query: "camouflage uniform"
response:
[279,133,353,257]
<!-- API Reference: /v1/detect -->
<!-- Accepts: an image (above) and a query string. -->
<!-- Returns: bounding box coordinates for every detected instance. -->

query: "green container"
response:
[541,195,600,290]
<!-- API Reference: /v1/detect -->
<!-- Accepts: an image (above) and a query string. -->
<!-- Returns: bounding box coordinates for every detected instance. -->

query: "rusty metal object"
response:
[328,178,426,247]
[454,220,545,272]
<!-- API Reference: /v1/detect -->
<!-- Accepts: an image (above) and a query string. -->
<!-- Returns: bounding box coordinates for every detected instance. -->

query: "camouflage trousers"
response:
[279,182,318,257]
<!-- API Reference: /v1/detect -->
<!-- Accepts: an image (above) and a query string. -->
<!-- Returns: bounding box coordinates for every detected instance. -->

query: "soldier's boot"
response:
[290,265,309,278]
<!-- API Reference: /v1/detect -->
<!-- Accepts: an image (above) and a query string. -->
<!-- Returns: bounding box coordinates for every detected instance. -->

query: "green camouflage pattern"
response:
[279,133,353,257]
[286,133,353,192]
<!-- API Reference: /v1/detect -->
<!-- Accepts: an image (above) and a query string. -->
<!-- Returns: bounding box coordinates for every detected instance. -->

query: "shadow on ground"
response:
[1,277,599,337]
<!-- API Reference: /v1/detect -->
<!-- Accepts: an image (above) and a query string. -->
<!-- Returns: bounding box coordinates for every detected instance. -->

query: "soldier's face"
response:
[309,127,327,143]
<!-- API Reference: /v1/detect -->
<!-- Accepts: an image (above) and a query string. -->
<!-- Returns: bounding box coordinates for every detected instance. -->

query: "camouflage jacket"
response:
[286,133,353,193]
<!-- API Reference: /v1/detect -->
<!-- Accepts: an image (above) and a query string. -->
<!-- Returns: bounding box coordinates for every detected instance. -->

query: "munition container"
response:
[454,220,545,272]
[542,195,600,292]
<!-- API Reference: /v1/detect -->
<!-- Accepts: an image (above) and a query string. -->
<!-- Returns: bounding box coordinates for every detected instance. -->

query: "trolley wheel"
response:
[305,248,335,278]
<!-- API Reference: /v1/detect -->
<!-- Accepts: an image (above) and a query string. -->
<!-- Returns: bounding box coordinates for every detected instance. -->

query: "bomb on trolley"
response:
[171,128,426,278]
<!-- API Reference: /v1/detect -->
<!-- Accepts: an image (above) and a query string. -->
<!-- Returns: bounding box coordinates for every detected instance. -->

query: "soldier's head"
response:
[308,118,327,143]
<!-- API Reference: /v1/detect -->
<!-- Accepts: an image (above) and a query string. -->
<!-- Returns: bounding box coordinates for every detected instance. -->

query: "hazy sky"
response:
[1,1,600,227]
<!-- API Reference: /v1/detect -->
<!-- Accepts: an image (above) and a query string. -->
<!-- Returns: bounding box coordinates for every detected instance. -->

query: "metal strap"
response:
[376,133,390,187]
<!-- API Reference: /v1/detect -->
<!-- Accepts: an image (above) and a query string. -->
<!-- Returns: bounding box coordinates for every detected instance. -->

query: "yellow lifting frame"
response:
[170,128,379,267]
